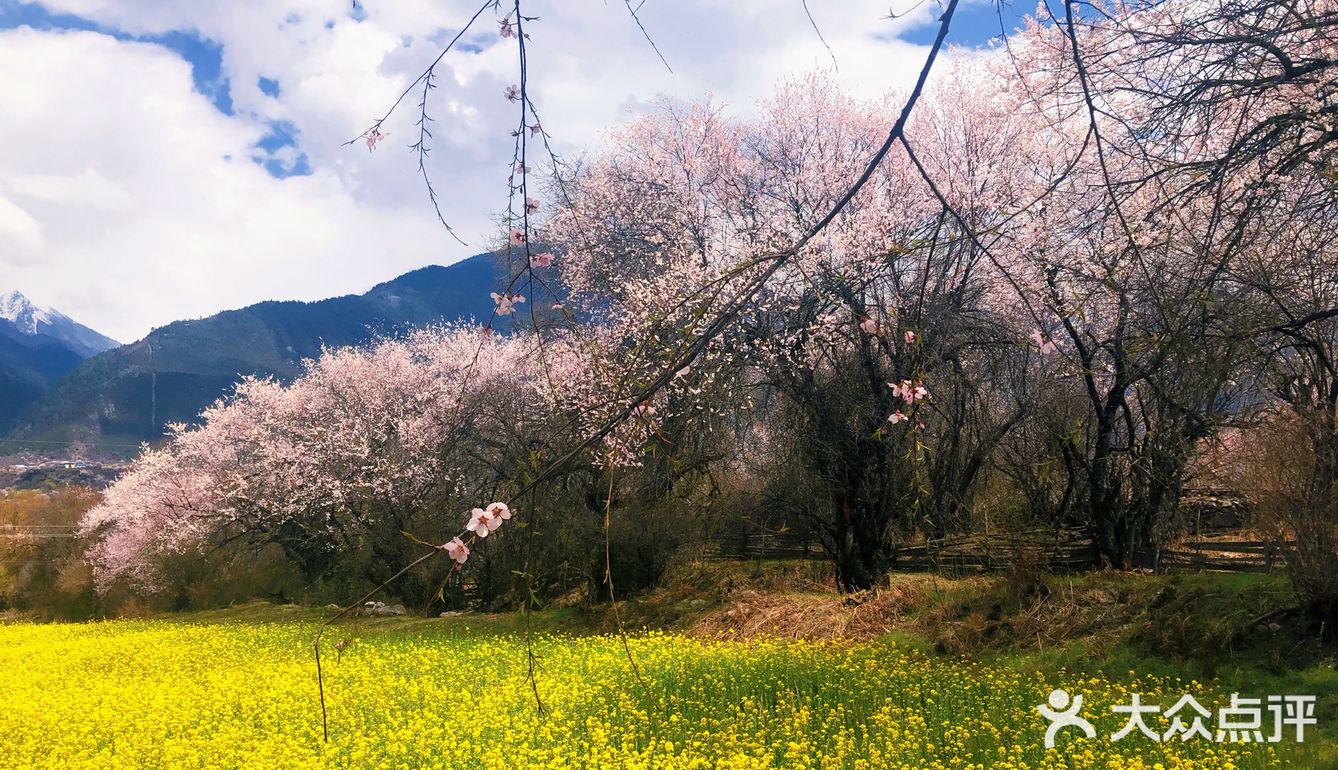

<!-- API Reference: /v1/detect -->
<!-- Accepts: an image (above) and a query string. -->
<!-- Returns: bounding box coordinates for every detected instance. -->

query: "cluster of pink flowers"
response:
[82,326,544,592]
[887,379,929,429]
[465,501,512,540]
[890,379,929,405]
[491,292,526,315]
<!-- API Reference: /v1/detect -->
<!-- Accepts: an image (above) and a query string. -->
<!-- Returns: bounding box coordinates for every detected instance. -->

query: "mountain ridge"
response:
[9,253,518,454]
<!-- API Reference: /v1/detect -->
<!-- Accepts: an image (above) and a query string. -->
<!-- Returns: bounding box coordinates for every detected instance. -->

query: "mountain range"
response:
[0,291,120,435]
[3,252,524,455]
[0,291,121,358]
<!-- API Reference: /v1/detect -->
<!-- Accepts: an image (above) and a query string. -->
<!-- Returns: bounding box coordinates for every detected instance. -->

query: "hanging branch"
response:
[348,0,496,245]
[623,0,674,73]
[802,0,840,71]
[313,0,961,740]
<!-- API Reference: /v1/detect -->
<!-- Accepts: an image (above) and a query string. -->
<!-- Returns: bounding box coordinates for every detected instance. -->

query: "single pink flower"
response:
[530,251,554,268]
[860,317,879,334]
[525,197,540,214]
[485,502,511,521]
[499,16,516,38]
[442,537,470,565]
[1030,329,1058,355]
[364,127,386,151]
[466,507,501,537]
[529,123,542,137]
[903,330,917,345]
[509,228,527,246]
[505,84,520,102]
[889,411,907,424]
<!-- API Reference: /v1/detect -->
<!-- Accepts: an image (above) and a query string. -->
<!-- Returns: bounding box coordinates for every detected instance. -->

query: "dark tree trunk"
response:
[832,492,893,592]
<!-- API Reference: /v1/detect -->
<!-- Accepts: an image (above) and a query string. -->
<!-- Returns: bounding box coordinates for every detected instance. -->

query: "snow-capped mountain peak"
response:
[0,290,120,357]
[1,290,64,335]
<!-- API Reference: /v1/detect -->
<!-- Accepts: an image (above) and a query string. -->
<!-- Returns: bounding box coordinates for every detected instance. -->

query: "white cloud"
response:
[2,0,943,342]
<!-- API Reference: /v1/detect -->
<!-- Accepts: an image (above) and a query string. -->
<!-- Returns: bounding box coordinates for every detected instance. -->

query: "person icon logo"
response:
[1038,688,1096,748]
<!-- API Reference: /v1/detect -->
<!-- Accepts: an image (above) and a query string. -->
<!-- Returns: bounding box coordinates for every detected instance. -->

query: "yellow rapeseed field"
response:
[0,616,1283,769]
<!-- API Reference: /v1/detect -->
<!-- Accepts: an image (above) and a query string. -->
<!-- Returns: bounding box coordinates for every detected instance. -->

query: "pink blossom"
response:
[442,537,470,565]
[529,123,542,137]
[530,251,554,268]
[903,330,917,345]
[525,197,540,214]
[509,228,527,246]
[78,326,544,592]
[505,84,520,102]
[364,127,386,151]
[859,317,879,334]
[633,401,656,419]
[499,16,516,39]
[1030,329,1058,355]
[491,292,526,315]
[466,507,501,537]
[888,411,907,424]
[485,501,511,521]
[889,379,929,404]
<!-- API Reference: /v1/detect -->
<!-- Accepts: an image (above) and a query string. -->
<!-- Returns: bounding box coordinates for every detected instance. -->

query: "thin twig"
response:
[623,0,673,72]
[802,0,840,71]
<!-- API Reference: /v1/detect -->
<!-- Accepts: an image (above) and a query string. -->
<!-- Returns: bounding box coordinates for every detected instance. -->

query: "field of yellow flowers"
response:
[0,613,1287,769]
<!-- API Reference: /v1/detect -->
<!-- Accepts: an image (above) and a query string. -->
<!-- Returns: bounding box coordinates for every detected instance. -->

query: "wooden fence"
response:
[704,528,1294,575]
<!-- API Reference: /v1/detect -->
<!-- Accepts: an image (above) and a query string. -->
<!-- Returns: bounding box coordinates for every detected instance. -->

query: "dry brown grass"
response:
[582,556,1303,672]
[688,574,974,641]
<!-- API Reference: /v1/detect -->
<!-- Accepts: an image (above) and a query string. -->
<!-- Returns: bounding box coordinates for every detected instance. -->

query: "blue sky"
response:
[0,1,316,178]
[903,0,1035,45]
[0,0,1036,341]
[0,0,1028,183]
